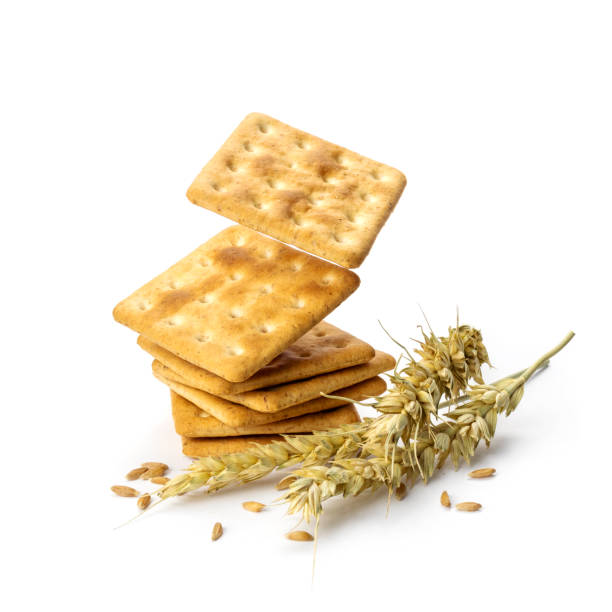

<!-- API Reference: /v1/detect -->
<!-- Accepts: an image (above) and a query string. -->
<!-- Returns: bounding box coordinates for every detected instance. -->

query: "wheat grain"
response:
[242,501,265,512]
[142,465,167,479]
[150,476,170,485]
[287,530,313,542]
[211,522,223,541]
[137,494,151,510]
[456,501,481,511]
[468,468,495,478]
[141,462,168,471]
[111,485,139,497]
[440,491,451,507]
[125,467,147,481]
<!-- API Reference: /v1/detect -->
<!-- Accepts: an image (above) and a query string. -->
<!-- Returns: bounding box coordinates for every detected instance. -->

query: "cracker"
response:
[186,113,406,268]
[172,392,360,437]
[182,435,283,458]
[113,225,360,382]
[137,321,374,394]
[159,350,395,413]
[155,364,386,427]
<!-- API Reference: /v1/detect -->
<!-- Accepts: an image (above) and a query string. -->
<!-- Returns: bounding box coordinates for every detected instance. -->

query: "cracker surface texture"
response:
[187,113,406,268]
[137,320,374,394]
[113,225,359,382]
[167,376,387,438]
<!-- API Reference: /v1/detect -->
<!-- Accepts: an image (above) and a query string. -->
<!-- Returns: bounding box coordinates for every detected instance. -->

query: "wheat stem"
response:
[511,331,574,390]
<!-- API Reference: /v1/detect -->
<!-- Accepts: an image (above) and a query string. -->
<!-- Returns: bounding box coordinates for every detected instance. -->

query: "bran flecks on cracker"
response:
[187,113,406,268]
[113,226,360,382]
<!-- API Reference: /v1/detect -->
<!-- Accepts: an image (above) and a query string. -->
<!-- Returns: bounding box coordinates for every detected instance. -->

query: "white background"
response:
[1,1,610,610]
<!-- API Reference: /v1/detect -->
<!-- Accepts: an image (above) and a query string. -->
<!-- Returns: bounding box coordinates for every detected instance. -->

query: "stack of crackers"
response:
[113,113,406,457]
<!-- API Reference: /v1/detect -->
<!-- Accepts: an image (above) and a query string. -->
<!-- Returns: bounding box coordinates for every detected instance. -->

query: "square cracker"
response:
[158,350,395,413]
[182,435,283,458]
[137,320,374,395]
[155,364,386,427]
[186,113,407,268]
[113,225,360,382]
[172,391,360,438]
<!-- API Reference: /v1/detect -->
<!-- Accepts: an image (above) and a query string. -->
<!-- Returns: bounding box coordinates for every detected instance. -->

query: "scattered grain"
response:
[456,501,482,512]
[125,467,147,481]
[468,468,496,479]
[111,485,139,498]
[440,491,451,508]
[211,522,223,541]
[287,530,314,542]
[137,494,151,510]
[242,501,265,513]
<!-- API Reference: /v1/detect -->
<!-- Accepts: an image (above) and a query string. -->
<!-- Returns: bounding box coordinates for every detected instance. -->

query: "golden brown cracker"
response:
[113,225,359,382]
[187,113,406,268]
[137,321,374,394]
[155,363,385,427]
[159,350,395,412]
[172,392,360,437]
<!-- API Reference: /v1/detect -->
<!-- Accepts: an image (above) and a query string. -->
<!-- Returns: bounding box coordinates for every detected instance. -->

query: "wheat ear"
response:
[278,332,573,523]
[155,424,365,501]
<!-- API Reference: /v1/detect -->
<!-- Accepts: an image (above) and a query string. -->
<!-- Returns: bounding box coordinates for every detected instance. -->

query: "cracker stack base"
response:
[147,322,393,457]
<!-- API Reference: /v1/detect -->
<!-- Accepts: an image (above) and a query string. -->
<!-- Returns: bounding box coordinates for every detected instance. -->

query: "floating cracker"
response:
[182,435,284,458]
[173,392,360,437]
[137,320,374,395]
[157,367,386,427]
[113,226,359,382]
[187,113,406,268]
[159,351,395,413]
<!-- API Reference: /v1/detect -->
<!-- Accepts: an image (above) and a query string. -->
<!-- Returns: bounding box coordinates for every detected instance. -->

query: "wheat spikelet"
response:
[277,457,400,523]
[410,324,490,399]
[155,423,365,501]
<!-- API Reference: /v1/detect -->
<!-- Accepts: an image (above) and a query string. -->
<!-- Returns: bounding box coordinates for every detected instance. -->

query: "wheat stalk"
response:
[277,332,573,524]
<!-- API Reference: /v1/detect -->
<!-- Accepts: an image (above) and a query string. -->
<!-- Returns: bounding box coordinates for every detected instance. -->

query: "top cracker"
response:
[112,226,359,382]
[186,113,406,268]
